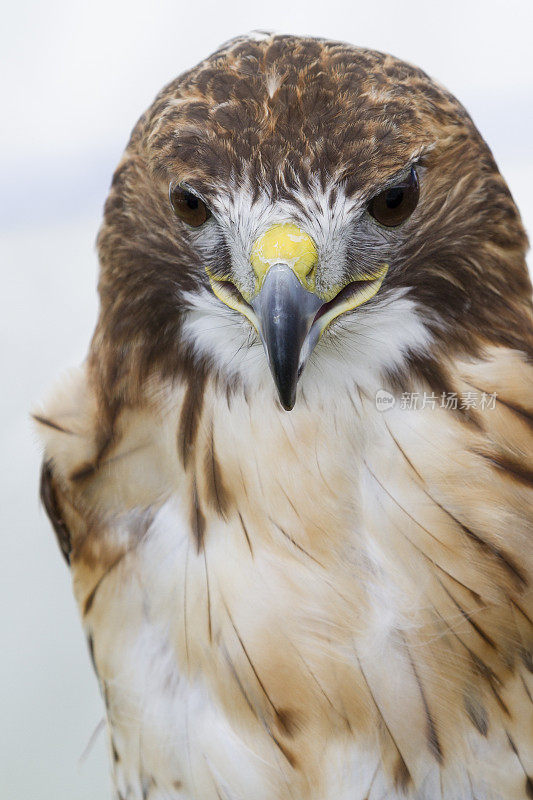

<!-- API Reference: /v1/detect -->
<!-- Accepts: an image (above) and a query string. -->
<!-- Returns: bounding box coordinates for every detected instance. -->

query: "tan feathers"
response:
[35,344,533,799]
[35,32,533,800]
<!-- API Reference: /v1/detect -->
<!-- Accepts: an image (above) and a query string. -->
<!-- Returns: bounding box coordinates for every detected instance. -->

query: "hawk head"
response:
[93,33,531,413]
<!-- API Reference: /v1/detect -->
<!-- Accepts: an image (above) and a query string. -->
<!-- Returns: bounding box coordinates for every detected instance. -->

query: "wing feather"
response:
[39,459,71,564]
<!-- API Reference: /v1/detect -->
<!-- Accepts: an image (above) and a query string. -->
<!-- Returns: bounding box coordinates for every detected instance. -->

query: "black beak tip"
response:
[275,377,297,411]
[279,394,296,412]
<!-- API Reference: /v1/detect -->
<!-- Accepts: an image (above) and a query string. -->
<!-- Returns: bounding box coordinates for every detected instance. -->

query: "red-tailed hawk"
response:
[35,33,533,800]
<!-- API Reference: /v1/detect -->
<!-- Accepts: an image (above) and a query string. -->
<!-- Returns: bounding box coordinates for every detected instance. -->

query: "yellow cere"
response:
[250,223,318,293]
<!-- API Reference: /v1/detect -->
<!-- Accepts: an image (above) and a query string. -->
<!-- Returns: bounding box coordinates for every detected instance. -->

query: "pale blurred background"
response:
[1,1,532,797]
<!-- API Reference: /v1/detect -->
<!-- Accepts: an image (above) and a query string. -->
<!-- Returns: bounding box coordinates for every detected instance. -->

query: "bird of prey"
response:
[35,32,533,800]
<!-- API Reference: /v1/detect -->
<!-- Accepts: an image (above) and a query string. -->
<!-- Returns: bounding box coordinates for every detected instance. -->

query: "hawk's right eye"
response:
[169,184,211,228]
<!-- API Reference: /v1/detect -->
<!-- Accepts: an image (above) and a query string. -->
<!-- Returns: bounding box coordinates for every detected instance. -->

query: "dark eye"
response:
[368,167,419,227]
[169,184,211,227]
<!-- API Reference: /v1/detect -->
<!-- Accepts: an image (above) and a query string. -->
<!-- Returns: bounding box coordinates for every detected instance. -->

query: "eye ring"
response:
[169,183,211,228]
[367,167,419,227]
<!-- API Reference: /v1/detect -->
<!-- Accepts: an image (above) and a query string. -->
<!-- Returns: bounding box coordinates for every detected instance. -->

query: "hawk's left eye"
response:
[169,184,211,228]
[368,167,419,227]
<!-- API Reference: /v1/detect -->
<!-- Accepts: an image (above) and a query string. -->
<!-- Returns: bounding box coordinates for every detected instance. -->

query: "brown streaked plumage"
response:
[35,33,532,800]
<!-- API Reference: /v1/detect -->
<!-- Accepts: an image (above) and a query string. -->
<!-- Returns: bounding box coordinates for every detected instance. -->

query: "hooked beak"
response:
[206,223,388,411]
[251,264,322,410]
